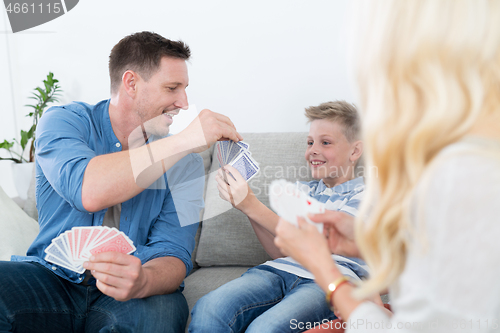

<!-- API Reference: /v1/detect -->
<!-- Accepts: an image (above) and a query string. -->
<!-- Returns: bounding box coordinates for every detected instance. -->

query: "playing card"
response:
[88,227,115,249]
[79,228,98,260]
[75,227,96,260]
[81,227,119,259]
[269,180,303,223]
[89,232,136,256]
[216,144,223,167]
[44,226,135,273]
[52,236,72,263]
[45,254,85,274]
[225,142,244,165]
[269,180,324,233]
[216,141,259,182]
[85,226,108,249]
[45,242,73,267]
[66,229,76,261]
[236,141,249,150]
[229,152,260,182]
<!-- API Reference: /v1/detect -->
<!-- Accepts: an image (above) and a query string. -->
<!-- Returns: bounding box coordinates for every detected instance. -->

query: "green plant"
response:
[0,72,62,163]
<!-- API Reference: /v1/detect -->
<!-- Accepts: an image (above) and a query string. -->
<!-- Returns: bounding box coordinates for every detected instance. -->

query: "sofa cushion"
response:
[23,163,38,221]
[196,132,311,267]
[0,186,39,261]
[189,146,214,271]
[183,266,251,327]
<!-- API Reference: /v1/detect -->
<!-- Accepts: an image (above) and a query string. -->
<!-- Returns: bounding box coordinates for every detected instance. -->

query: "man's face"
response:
[134,57,189,137]
[305,119,355,187]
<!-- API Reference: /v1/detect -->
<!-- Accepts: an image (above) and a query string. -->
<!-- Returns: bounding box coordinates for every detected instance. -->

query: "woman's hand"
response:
[215,165,255,213]
[274,217,334,275]
[309,211,362,259]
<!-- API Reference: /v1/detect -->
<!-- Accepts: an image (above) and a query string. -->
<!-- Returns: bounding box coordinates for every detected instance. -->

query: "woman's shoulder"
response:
[427,136,500,186]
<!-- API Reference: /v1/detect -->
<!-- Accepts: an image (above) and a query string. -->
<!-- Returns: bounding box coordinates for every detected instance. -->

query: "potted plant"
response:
[0,72,62,199]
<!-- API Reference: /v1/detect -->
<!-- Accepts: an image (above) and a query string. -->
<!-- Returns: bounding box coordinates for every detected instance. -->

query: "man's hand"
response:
[309,211,361,258]
[180,109,243,154]
[84,252,147,302]
[216,165,255,213]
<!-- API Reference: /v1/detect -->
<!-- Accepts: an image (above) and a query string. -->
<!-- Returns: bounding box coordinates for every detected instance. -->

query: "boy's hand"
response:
[216,165,255,213]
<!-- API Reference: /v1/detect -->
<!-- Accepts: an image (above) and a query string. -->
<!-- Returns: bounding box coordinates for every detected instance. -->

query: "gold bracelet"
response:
[325,276,351,308]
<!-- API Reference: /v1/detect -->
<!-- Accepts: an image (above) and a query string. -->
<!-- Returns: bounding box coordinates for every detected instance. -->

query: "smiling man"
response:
[0,31,242,333]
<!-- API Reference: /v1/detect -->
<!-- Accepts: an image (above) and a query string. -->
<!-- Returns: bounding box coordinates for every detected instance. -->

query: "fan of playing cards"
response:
[269,180,326,233]
[216,140,260,182]
[45,226,136,274]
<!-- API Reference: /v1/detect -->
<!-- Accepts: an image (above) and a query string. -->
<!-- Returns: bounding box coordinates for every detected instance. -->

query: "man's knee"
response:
[91,290,189,333]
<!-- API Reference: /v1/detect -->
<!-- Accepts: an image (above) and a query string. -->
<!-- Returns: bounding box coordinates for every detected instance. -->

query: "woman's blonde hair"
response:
[352,0,500,297]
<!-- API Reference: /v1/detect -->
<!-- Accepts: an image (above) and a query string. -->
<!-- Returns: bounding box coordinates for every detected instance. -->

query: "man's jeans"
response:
[0,261,188,333]
[189,265,336,333]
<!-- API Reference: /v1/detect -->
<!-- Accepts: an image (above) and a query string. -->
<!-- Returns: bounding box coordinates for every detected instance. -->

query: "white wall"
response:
[0,0,356,196]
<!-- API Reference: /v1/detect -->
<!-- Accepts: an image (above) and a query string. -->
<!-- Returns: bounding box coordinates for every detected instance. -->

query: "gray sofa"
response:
[13,132,313,330]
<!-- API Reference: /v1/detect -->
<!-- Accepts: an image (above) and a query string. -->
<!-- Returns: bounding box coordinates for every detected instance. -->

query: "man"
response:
[0,31,242,332]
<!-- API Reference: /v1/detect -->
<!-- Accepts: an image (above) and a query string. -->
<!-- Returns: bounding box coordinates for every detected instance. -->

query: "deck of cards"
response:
[44,226,136,274]
[269,180,326,233]
[216,140,260,182]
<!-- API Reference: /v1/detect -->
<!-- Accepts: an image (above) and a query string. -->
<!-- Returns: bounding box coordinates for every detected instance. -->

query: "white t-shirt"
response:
[348,137,500,332]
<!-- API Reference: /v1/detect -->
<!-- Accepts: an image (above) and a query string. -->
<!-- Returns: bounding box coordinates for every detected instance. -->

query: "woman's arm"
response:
[274,218,390,323]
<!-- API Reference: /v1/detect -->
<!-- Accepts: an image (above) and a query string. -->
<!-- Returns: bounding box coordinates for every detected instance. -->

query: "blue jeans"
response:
[189,265,336,333]
[0,261,188,333]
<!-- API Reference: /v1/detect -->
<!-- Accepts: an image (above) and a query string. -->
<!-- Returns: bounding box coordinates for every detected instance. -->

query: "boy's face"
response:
[305,119,357,188]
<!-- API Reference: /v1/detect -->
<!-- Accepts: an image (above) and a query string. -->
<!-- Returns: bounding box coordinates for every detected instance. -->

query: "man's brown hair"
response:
[109,31,191,94]
[305,100,361,142]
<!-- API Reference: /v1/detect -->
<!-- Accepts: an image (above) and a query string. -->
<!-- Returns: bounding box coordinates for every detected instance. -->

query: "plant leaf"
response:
[27,125,35,138]
[20,130,29,150]
[0,140,14,150]
[44,81,52,94]
[36,87,47,100]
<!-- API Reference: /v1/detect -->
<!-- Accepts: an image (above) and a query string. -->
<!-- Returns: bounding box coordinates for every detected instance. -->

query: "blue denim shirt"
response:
[12,99,204,285]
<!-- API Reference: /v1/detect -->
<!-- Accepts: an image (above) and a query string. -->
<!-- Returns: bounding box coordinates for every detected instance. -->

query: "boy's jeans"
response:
[189,265,336,333]
[0,261,188,333]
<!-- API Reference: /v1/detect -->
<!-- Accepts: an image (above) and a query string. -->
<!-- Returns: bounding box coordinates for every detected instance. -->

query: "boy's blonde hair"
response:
[305,101,361,142]
[352,0,500,298]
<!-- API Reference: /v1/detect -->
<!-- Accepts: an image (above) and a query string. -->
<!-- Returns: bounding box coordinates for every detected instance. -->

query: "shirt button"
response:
[115,142,121,148]
[52,266,57,270]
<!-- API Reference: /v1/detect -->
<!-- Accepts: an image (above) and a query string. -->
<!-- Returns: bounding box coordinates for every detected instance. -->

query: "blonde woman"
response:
[274,0,500,331]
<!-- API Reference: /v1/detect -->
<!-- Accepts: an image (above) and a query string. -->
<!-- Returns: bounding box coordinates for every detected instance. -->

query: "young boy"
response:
[189,101,367,333]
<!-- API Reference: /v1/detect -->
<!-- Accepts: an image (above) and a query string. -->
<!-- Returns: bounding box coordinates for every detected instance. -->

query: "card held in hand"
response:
[269,179,325,233]
[44,226,136,274]
[216,140,259,181]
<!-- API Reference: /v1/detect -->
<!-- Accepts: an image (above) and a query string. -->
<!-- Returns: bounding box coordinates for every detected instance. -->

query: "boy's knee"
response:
[190,293,234,332]
[191,293,219,318]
